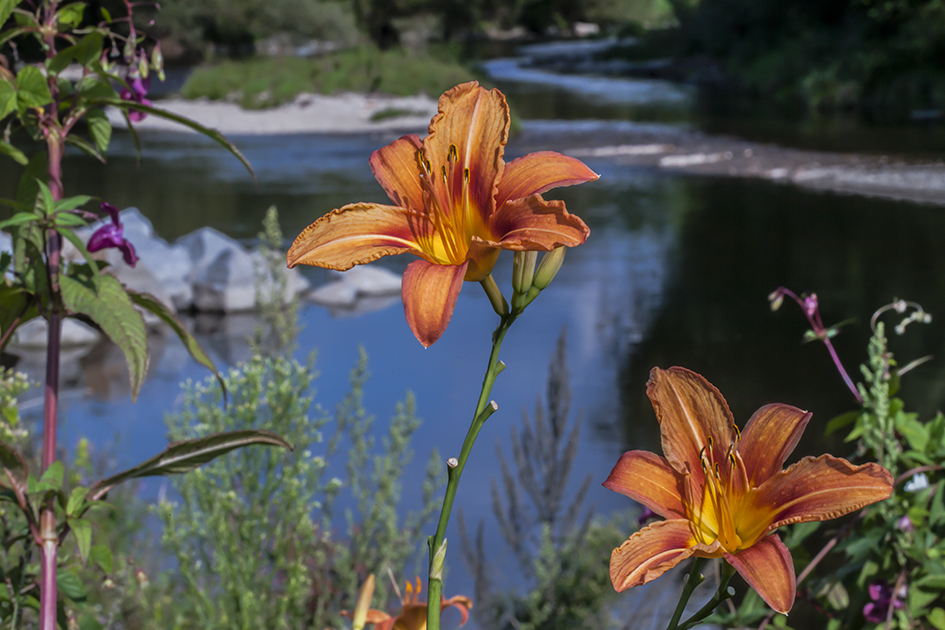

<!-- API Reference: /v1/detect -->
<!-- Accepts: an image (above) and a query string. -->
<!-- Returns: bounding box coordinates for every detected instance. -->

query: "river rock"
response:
[11,317,101,349]
[329,265,402,296]
[249,247,311,304]
[0,230,10,255]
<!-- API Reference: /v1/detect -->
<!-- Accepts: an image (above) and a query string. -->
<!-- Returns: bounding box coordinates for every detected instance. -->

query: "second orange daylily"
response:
[604,367,893,614]
[342,576,472,630]
[287,81,598,347]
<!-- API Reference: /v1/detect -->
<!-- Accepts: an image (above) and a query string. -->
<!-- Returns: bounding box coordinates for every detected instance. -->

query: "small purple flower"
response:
[863,580,904,623]
[637,507,657,526]
[120,76,151,122]
[87,202,138,267]
[897,515,914,532]
[804,293,819,317]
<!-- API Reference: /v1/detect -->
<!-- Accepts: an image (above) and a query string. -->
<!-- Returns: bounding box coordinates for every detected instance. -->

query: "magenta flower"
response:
[863,580,904,623]
[87,203,138,267]
[120,76,151,122]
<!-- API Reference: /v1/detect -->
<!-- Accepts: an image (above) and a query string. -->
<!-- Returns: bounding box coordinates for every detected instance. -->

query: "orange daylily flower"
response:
[287,81,598,347]
[604,367,893,614]
[342,576,472,630]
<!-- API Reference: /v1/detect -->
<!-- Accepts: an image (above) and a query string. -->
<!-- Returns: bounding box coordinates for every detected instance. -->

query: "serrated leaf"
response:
[910,587,939,616]
[66,486,88,515]
[56,2,85,28]
[91,97,255,181]
[65,133,105,163]
[48,45,76,75]
[68,516,91,559]
[61,274,147,399]
[40,461,64,489]
[16,66,52,109]
[0,140,27,165]
[0,80,15,120]
[0,211,39,229]
[73,31,103,67]
[0,438,28,494]
[88,430,292,500]
[0,286,38,351]
[128,290,226,402]
[89,544,112,573]
[86,107,110,154]
[56,568,86,601]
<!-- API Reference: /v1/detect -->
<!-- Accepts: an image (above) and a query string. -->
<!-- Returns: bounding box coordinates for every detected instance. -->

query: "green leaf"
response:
[15,65,52,110]
[929,607,945,630]
[73,31,103,67]
[0,80,16,120]
[128,290,227,401]
[0,211,39,230]
[88,430,292,500]
[66,486,88,515]
[89,544,112,573]
[65,133,105,163]
[932,480,945,525]
[68,516,91,559]
[61,274,148,399]
[58,226,101,287]
[40,461,64,489]
[15,151,47,207]
[91,97,255,181]
[910,587,939,617]
[0,140,27,165]
[79,616,104,630]
[0,286,38,351]
[56,568,86,602]
[52,211,90,227]
[35,179,55,216]
[86,107,111,154]
[54,195,92,212]
[56,2,85,28]
[98,6,110,22]
[825,410,859,436]
[0,0,16,26]
[0,438,28,494]
[48,45,77,75]
[0,251,10,275]
[917,575,945,590]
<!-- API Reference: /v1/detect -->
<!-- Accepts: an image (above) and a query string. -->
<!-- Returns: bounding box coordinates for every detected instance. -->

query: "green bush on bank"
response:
[179,45,479,109]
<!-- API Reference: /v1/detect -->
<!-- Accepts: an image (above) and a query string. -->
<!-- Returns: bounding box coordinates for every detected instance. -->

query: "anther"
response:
[714,462,721,479]
[463,167,470,183]
[700,458,708,473]
[699,445,707,461]
[448,144,458,162]
[441,165,448,183]
[728,452,737,468]
[707,436,713,450]
[425,159,432,173]
[732,424,741,441]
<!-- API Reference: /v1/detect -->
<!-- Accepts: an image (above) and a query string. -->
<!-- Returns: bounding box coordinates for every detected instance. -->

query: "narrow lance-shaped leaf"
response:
[127,290,227,403]
[89,97,255,182]
[88,430,292,500]
[60,274,148,400]
[0,140,27,165]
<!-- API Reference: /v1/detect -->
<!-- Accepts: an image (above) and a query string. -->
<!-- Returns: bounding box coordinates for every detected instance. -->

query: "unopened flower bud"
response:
[768,289,784,311]
[138,56,149,79]
[352,574,375,630]
[512,251,537,295]
[151,42,165,81]
[532,247,566,290]
[480,274,508,317]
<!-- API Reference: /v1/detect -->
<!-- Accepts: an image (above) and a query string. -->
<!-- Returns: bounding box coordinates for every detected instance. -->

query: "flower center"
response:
[687,430,762,555]
[413,145,491,268]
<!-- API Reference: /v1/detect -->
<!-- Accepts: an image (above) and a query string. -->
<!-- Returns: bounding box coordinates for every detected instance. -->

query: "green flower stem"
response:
[666,559,737,630]
[426,312,516,630]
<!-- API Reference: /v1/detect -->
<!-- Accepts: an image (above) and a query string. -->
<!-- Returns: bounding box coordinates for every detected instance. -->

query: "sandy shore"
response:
[107,92,438,135]
[111,93,945,206]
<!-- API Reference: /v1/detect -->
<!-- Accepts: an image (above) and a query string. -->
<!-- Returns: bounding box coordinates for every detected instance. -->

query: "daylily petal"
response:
[646,367,736,481]
[370,134,425,210]
[402,259,467,347]
[287,202,418,270]
[602,450,687,519]
[610,519,697,592]
[393,604,427,630]
[423,82,509,225]
[496,151,599,210]
[755,454,893,532]
[488,195,590,251]
[738,404,812,486]
[441,595,473,626]
[725,534,795,614]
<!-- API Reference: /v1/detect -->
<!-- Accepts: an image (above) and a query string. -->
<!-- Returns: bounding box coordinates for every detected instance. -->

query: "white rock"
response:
[330,265,402,296]
[11,318,101,349]
[249,248,312,304]
[0,231,11,256]
[193,247,257,312]
[308,280,358,307]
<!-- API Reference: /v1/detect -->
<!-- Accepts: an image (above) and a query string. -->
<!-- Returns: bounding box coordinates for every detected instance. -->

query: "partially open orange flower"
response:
[604,367,893,614]
[342,577,472,630]
[286,81,598,347]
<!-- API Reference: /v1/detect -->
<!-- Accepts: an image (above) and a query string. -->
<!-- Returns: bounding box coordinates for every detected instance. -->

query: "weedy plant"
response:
[0,2,288,628]
[713,291,944,630]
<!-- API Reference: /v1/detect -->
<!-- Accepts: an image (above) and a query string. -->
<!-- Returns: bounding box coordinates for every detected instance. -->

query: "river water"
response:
[3,42,945,625]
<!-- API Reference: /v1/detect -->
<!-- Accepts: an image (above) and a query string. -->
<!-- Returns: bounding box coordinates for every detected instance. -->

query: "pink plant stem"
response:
[39,2,64,623]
